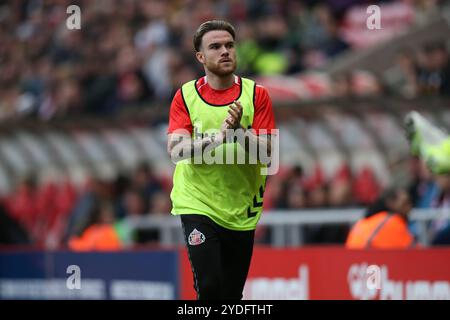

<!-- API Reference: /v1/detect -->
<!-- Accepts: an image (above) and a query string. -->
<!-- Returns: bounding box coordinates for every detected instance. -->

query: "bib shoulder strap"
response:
[180,80,197,111]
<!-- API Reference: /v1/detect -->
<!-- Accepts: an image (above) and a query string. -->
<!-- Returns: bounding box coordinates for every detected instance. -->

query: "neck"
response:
[205,71,235,90]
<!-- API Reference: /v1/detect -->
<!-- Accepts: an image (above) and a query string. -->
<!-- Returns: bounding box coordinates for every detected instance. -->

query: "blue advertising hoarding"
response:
[0,250,179,300]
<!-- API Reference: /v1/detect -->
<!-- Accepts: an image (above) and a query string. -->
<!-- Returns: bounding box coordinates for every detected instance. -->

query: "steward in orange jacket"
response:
[68,201,125,251]
[69,223,122,251]
[346,188,416,249]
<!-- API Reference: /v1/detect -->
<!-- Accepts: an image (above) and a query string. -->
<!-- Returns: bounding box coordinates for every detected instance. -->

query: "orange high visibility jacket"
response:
[346,211,415,249]
[69,224,122,251]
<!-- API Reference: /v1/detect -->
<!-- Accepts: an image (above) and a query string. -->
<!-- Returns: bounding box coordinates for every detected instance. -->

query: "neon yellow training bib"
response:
[170,77,267,231]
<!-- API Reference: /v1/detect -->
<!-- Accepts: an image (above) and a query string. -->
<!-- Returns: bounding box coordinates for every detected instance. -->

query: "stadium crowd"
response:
[1,155,449,248]
[0,0,447,121]
[0,0,449,249]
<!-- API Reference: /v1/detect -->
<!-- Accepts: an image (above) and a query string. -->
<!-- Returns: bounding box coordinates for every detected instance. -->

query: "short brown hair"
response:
[193,20,236,52]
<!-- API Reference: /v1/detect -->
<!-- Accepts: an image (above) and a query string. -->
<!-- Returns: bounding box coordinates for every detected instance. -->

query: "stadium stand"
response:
[0,0,449,249]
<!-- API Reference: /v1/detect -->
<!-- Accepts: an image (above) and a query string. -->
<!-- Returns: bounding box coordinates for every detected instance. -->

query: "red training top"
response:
[168,75,276,135]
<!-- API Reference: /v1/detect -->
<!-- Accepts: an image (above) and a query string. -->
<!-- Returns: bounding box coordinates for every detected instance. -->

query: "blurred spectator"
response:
[408,157,437,208]
[303,166,350,244]
[262,174,284,211]
[430,174,450,245]
[115,45,154,106]
[111,174,131,219]
[416,41,450,96]
[407,157,439,240]
[295,3,349,69]
[328,164,353,207]
[123,188,146,216]
[384,50,419,98]
[136,190,172,243]
[235,21,260,76]
[4,176,39,239]
[0,203,31,245]
[346,187,416,249]
[148,191,171,214]
[352,167,381,206]
[121,188,160,244]
[64,178,113,241]
[287,184,307,209]
[131,163,164,201]
[413,0,440,25]
[272,165,306,209]
[332,72,353,98]
[68,201,123,251]
[252,15,289,75]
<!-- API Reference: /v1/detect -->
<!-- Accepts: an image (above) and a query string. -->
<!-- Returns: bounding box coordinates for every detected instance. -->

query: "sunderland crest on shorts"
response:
[188,228,206,245]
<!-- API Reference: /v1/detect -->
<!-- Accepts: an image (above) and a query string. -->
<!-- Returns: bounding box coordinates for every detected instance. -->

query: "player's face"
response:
[196,30,237,76]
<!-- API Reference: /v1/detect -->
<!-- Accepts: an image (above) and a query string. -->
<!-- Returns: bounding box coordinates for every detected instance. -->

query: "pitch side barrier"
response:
[124,208,450,247]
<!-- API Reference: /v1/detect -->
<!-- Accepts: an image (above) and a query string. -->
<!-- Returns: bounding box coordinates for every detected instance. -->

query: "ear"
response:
[196,51,205,64]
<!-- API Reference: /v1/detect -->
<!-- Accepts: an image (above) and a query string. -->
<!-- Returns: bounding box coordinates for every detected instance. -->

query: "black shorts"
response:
[180,214,255,300]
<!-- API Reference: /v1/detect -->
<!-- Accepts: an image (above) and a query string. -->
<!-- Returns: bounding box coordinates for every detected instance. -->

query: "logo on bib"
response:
[188,228,206,246]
